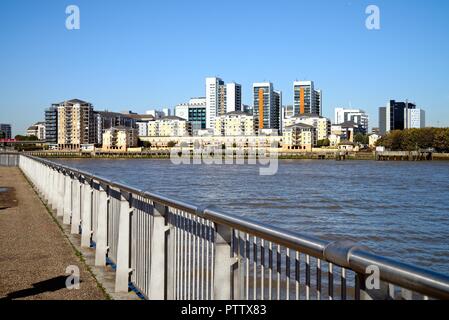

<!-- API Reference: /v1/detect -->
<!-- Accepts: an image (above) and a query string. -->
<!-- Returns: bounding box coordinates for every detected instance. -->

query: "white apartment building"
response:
[136,121,149,137]
[26,122,46,140]
[206,77,225,129]
[283,114,331,144]
[205,77,242,129]
[405,108,426,129]
[214,111,259,136]
[147,116,191,137]
[334,108,369,133]
[225,82,242,113]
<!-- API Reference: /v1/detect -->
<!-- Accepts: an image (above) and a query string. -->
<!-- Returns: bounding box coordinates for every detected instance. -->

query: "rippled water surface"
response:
[56,159,449,274]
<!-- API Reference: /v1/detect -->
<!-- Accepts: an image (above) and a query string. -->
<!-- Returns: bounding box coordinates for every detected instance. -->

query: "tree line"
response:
[376,128,449,152]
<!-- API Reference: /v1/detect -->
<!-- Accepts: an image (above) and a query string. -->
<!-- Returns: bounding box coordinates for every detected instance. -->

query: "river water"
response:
[56,159,449,275]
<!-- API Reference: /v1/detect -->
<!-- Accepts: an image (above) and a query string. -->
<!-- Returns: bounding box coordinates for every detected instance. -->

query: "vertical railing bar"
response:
[245,233,250,300]
[261,239,265,301]
[276,244,281,300]
[317,258,322,300]
[205,219,210,300]
[201,218,205,300]
[305,254,310,300]
[341,267,347,301]
[329,263,334,300]
[187,213,192,300]
[286,248,290,300]
[268,242,273,301]
[253,236,257,300]
[295,251,300,300]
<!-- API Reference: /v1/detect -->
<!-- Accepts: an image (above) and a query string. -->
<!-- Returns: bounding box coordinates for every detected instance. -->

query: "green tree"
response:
[317,138,330,147]
[354,133,369,145]
[434,128,449,152]
[167,141,177,148]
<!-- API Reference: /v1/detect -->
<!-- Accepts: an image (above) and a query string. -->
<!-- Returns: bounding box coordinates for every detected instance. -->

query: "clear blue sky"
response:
[1,0,449,135]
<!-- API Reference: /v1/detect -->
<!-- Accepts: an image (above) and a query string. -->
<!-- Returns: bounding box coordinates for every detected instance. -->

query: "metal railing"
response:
[16,154,449,300]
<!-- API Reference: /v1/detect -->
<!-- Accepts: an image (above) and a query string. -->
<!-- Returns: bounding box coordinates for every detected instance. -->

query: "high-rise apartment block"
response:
[45,106,58,144]
[293,81,322,116]
[253,82,282,132]
[205,77,242,129]
[56,99,95,149]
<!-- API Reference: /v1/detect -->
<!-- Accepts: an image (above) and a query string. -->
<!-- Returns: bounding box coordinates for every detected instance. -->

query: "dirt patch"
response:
[0,187,18,210]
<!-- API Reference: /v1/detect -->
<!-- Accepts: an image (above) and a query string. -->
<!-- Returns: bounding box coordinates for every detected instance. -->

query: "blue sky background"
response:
[0,0,448,135]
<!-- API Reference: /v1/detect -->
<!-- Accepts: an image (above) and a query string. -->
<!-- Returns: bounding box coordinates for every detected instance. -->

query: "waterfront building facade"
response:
[331,121,363,143]
[214,111,259,137]
[252,82,281,132]
[102,126,138,151]
[0,124,12,139]
[94,111,136,145]
[147,116,191,137]
[282,123,315,151]
[334,108,369,134]
[293,81,322,116]
[283,114,331,145]
[56,99,95,150]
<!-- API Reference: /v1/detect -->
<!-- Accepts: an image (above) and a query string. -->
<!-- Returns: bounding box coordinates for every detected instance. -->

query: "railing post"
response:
[63,173,72,225]
[57,170,65,217]
[95,184,109,266]
[115,191,133,293]
[213,223,237,300]
[71,177,81,234]
[81,179,93,248]
[149,202,168,300]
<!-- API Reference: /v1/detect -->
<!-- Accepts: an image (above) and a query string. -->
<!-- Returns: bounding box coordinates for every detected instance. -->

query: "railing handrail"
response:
[19,154,449,299]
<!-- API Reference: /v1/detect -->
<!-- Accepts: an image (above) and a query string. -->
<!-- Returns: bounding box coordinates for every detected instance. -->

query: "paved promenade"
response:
[0,167,107,300]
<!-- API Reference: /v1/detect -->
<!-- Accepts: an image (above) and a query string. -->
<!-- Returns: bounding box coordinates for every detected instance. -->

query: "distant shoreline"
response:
[26,151,449,161]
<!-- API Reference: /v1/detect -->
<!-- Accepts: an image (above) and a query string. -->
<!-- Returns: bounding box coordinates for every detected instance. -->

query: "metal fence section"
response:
[0,153,19,166]
[17,154,449,300]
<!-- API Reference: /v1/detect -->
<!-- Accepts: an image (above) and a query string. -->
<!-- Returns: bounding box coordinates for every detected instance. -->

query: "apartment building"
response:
[334,108,369,134]
[283,114,331,145]
[175,97,207,134]
[282,123,316,151]
[102,126,138,151]
[56,99,95,150]
[293,81,322,116]
[45,106,58,144]
[253,82,281,132]
[214,111,259,136]
[147,116,191,137]
[26,122,46,140]
[205,77,242,129]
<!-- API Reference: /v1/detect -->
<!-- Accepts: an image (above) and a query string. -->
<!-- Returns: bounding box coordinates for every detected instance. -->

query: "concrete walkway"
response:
[0,167,107,300]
